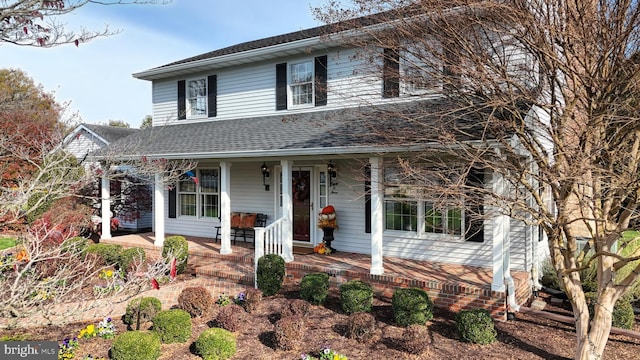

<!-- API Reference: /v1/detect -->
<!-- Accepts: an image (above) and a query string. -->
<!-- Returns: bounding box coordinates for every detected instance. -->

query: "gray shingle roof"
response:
[101,99,499,160]
[83,124,140,144]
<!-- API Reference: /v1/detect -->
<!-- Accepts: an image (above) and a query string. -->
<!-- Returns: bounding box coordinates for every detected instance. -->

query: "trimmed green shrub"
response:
[300,272,330,305]
[117,247,146,272]
[340,280,373,314]
[586,292,636,330]
[455,309,497,344]
[123,297,162,328]
[346,312,380,344]
[274,315,305,351]
[152,309,192,343]
[399,324,432,354]
[392,287,434,326]
[256,254,285,296]
[162,235,189,274]
[110,330,161,360]
[86,243,123,265]
[178,286,213,317]
[194,328,237,360]
[612,299,635,329]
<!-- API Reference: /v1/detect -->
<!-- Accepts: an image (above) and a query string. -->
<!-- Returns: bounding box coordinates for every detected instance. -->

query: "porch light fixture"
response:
[261,162,270,191]
[327,161,337,188]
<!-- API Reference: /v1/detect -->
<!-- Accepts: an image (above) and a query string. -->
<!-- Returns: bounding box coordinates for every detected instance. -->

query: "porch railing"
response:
[253,216,287,287]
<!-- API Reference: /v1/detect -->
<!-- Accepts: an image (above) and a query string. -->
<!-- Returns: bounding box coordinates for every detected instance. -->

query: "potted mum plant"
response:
[316,205,337,254]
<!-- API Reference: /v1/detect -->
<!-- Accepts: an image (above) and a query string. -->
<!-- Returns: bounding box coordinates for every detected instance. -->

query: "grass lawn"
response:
[0,237,17,250]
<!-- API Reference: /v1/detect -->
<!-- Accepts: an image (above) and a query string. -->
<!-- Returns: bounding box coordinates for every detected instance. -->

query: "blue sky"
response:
[0,0,326,128]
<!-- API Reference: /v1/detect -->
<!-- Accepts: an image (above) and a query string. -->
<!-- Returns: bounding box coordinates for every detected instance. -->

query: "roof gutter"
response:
[133,36,328,81]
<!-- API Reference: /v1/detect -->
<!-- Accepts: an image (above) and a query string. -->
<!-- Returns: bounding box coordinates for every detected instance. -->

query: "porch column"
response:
[369,157,384,275]
[280,160,294,262]
[491,171,506,292]
[100,173,111,240]
[154,173,165,247]
[220,161,232,255]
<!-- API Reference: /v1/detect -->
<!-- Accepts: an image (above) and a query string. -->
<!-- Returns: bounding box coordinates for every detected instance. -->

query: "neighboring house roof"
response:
[62,123,140,149]
[100,100,504,161]
[80,124,140,144]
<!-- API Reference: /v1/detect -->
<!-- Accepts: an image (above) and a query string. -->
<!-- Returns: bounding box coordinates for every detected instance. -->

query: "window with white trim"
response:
[289,60,314,106]
[384,166,464,237]
[400,43,442,96]
[187,78,207,117]
[177,168,219,218]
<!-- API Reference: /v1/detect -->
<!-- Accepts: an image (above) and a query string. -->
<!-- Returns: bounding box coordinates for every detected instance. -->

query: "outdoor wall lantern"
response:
[327,161,337,188]
[261,162,270,191]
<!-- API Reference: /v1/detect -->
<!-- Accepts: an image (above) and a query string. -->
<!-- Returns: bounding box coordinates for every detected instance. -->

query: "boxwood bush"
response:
[340,280,373,314]
[162,235,189,274]
[117,247,146,272]
[194,328,237,360]
[123,297,162,329]
[392,287,434,326]
[455,309,497,344]
[110,330,161,360]
[256,254,285,296]
[152,309,192,343]
[86,243,123,265]
[300,272,330,305]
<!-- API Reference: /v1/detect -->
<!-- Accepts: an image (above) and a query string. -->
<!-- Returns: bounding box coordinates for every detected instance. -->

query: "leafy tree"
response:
[108,120,130,128]
[140,115,152,129]
[0,0,167,47]
[315,1,640,359]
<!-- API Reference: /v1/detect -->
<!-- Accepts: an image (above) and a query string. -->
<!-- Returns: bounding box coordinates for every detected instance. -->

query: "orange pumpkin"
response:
[321,205,335,214]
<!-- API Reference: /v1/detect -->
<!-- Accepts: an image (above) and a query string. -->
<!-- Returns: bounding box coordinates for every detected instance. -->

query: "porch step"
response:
[196,260,255,286]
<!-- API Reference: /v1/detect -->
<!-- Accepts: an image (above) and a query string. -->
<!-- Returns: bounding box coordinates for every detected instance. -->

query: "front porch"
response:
[102,232,531,320]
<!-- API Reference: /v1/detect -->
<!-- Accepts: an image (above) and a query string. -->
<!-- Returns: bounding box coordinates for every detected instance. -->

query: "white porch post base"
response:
[281,160,294,262]
[220,162,232,255]
[154,173,165,247]
[100,174,111,240]
[369,157,384,275]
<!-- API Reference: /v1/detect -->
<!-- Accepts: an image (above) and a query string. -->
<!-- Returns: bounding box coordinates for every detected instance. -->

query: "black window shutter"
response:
[383,48,400,98]
[314,55,327,106]
[207,75,217,118]
[177,80,186,120]
[168,185,177,218]
[465,167,485,242]
[365,164,371,233]
[276,63,288,110]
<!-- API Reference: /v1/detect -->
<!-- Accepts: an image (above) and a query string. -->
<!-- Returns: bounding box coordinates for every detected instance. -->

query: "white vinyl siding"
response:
[149,48,389,127]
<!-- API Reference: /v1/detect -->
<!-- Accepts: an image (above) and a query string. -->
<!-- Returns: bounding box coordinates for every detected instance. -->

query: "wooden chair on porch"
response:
[215,212,267,245]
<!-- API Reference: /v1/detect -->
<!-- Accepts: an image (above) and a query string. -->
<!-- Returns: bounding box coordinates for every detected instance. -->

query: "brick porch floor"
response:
[103,232,531,320]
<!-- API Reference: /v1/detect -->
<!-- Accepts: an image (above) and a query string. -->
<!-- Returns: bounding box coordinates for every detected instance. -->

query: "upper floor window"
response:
[187,78,207,117]
[290,61,314,106]
[177,75,217,120]
[276,55,327,110]
[383,43,442,98]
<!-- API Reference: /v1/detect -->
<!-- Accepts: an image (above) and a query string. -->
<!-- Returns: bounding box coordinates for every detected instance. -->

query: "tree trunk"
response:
[574,292,615,360]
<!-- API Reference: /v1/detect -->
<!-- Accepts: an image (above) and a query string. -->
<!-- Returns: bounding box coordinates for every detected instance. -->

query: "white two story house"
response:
[100,9,550,317]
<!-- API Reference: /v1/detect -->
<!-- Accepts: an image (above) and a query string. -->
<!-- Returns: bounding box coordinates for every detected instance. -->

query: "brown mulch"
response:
[3,287,639,360]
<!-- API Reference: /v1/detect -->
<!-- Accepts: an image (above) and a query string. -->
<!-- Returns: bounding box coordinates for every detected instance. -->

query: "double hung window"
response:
[289,61,314,106]
[177,168,219,218]
[383,166,464,238]
[187,78,207,117]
